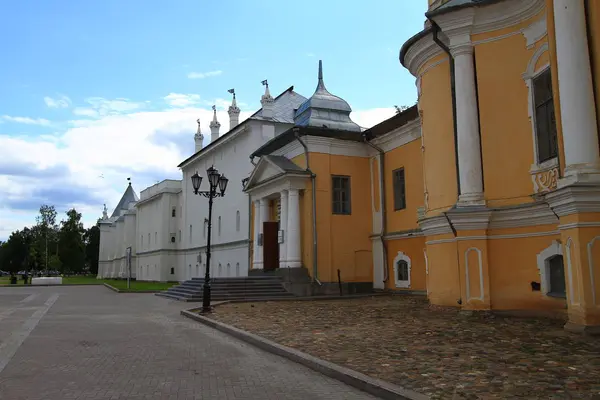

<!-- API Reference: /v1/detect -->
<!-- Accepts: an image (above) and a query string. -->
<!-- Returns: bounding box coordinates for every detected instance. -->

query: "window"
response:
[155,232,157,244]
[141,235,143,249]
[218,216,222,236]
[393,251,411,288]
[533,69,558,163]
[170,267,174,275]
[393,168,406,211]
[148,233,150,247]
[547,255,566,298]
[236,211,240,232]
[397,261,409,282]
[171,208,176,217]
[332,176,351,215]
[203,220,208,239]
[189,225,192,244]
[171,235,175,243]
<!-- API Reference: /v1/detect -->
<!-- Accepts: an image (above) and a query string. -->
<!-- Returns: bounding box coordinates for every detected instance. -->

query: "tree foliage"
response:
[0,205,100,276]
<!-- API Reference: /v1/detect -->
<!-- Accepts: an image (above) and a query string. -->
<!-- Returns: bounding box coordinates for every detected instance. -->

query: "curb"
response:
[0,283,103,288]
[181,309,428,400]
[102,283,162,293]
[159,292,392,304]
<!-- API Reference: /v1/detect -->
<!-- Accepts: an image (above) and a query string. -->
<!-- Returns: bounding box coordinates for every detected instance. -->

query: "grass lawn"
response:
[0,275,177,291]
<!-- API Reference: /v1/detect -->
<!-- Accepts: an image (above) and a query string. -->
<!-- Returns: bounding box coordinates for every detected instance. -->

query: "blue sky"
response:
[0,0,427,240]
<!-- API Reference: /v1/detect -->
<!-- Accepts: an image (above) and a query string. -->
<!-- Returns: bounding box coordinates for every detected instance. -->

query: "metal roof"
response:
[262,155,306,172]
[293,60,362,132]
[110,183,139,218]
[251,90,307,124]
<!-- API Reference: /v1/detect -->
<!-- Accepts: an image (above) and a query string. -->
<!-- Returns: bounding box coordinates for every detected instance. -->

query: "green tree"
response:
[84,224,100,275]
[48,254,62,273]
[35,205,58,273]
[58,208,86,274]
[0,229,32,273]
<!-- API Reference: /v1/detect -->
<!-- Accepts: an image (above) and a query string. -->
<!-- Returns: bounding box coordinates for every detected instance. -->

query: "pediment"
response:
[244,155,308,192]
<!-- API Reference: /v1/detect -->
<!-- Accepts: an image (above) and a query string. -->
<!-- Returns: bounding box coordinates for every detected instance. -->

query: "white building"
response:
[98,77,310,281]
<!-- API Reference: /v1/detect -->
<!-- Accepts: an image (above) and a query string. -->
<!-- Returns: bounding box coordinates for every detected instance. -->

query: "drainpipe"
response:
[430,20,461,196]
[294,128,320,285]
[247,156,257,272]
[363,136,389,284]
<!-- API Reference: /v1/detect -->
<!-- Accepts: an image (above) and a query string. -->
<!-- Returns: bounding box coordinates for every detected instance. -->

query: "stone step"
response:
[166,288,290,297]
[174,292,297,302]
[179,282,286,290]
[189,278,283,283]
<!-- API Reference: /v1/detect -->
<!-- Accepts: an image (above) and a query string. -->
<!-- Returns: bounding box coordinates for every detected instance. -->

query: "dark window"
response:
[393,168,406,211]
[533,69,558,163]
[332,176,351,215]
[397,260,409,281]
[171,236,175,243]
[548,255,566,298]
[172,208,176,217]
[170,267,174,275]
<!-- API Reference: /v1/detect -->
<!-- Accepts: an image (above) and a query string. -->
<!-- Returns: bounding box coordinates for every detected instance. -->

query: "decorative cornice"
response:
[272,135,370,159]
[370,119,421,153]
[419,214,453,236]
[403,32,444,77]
[546,184,600,217]
[447,208,492,231]
[489,202,558,229]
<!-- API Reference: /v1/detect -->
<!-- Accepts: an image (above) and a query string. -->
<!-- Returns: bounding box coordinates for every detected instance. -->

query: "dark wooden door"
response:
[263,221,279,271]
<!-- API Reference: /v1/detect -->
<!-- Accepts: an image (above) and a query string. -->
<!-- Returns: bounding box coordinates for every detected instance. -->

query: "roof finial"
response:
[127,177,131,186]
[316,60,327,92]
[196,118,202,134]
[102,203,108,220]
[211,105,218,122]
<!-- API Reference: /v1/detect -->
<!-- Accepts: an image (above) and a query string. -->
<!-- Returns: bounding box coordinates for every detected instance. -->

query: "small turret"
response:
[260,79,274,119]
[227,88,240,129]
[209,105,221,143]
[194,118,204,152]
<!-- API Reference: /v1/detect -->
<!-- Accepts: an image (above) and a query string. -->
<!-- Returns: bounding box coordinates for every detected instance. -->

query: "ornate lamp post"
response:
[191,166,229,313]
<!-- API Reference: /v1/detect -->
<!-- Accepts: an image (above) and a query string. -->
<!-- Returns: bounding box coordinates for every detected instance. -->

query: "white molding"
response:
[522,15,547,49]
[426,230,559,245]
[448,209,492,231]
[546,185,600,216]
[488,202,558,229]
[393,251,411,289]
[247,174,309,203]
[465,247,484,301]
[565,237,579,306]
[472,30,521,45]
[404,0,545,77]
[384,230,424,240]
[272,135,369,160]
[560,222,600,231]
[370,119,422,153]
[536,240,562,295]
[419,214,453,237]
[586,236,600,306]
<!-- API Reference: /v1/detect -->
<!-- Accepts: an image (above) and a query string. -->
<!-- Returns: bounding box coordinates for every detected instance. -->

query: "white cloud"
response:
[164,93,201,107]
[72,97,145,118]
[350,107,397,129]
[187,70,223,79]
[44,95,71,109]
[2,115,51,126]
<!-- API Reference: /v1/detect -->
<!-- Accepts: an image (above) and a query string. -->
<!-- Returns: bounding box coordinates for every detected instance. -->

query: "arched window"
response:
[393,251,411,289]
[236,211,240,232]
[218,216,222,236]
[227,263,231,277]
[236,262,240,276]
[218,263,222,277]
[189,225,192,244]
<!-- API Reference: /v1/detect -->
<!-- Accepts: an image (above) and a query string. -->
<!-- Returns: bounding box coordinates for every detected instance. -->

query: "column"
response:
[252,200,262,269]
[259,198,269,267]
[451,44,485,206]
[279,190,289,268]
[554,0,600,181]
[286,189,301,268]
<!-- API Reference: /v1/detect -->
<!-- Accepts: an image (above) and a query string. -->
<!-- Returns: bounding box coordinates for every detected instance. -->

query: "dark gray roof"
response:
[293,61,361,132]
[110,183,139,218]
[251,90,307,124]
[263,155,306,172]
[427,0,501,16]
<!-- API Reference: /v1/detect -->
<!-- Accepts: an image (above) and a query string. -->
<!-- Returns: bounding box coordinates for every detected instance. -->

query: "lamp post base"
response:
[201,282,212,313]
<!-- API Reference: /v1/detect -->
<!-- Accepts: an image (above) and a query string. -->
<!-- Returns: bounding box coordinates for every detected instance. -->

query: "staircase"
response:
[155,276,296,302]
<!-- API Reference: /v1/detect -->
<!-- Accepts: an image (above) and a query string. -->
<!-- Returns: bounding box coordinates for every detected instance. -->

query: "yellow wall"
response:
[585,0,600,140]
[384,139,424,232]
[292,152,373,284]
[385,237,426,291]
[474,20,546,206]
[418,58,458,215]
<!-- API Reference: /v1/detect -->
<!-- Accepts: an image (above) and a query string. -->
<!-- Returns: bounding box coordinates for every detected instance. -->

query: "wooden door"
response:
[263,221,279,271]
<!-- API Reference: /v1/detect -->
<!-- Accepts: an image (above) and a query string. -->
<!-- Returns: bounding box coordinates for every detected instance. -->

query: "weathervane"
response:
[227,88,236,98]
[212,105,216,112]
[261,79,268,88]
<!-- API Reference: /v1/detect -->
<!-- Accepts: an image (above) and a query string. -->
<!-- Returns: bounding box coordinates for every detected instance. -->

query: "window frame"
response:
[392,167,407,211]
[532,67,558,164]
[331,175,352,215]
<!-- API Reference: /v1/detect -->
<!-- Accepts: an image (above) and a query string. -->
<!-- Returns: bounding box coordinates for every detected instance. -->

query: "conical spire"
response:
[210,105,220,142]
[227,88,240,129]
[316,59,326,92]
[194,118,204,152]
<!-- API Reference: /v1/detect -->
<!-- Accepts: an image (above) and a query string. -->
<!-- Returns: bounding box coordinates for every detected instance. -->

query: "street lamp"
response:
[191,166,229,313]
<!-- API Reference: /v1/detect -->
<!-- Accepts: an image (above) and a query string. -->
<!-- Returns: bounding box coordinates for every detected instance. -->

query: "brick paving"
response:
[208,296,600,399]
[0,286,378,400]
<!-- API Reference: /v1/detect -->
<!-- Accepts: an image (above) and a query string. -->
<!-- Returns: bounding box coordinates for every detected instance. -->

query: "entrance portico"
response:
[244,155,310,271]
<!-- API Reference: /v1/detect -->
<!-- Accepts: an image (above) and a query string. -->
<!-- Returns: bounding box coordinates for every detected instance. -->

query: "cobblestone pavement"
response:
[209,296,600,400]
[0,287,378,400]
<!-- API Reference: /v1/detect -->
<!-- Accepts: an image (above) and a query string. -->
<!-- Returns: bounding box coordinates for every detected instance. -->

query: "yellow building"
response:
[245,0,600,335]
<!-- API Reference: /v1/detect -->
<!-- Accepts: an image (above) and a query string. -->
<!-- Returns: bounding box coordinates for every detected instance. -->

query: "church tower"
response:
[209,105,221,143]
[228,89,240,129]
[194,118,204,153]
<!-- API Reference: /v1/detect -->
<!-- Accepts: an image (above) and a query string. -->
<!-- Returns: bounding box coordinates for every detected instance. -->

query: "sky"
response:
[0,0,427,241]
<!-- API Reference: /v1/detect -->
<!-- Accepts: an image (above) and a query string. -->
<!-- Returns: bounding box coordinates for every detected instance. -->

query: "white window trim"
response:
[536,240,563,296]
[523,43,558,174]
[393,251,411,289]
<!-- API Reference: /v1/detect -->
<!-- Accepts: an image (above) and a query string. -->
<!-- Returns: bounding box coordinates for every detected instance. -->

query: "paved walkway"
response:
[0,286,377,400]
